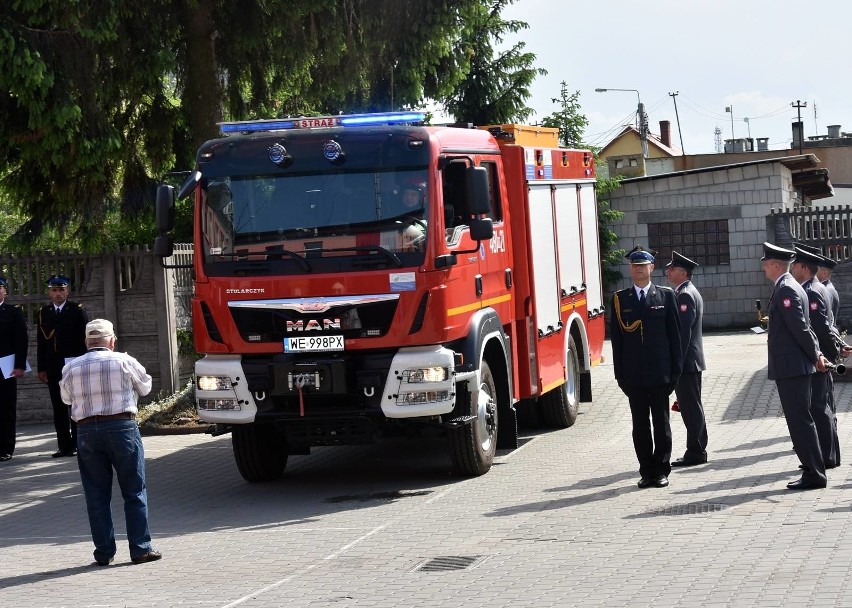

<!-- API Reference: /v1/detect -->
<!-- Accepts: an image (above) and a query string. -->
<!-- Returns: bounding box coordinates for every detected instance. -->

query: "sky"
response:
[495,0,852,155]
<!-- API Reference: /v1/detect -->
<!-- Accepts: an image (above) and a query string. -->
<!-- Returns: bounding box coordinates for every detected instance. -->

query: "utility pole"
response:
[791,99,807,154]
[668,91,685,153]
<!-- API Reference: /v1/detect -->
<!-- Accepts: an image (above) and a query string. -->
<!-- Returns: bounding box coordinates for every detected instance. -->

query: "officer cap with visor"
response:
[793,246,827,267]
[666,251,699,272]
[0,276,7,288]
[761,242,795,262]
[46,275,71,288]
[625,245,656,265]
[795,243,837,269]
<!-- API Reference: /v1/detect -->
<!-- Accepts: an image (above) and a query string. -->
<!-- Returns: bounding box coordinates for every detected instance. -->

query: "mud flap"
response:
[580,371,592,403]
[496,401,518,449]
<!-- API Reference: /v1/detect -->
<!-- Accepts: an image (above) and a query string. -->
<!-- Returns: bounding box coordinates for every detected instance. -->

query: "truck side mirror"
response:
[464,166,491,215]
[156,184,176,233]
[153,235,174,258]
[469,218,493,241]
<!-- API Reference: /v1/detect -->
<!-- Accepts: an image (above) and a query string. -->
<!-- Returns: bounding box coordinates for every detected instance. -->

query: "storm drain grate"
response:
[645,503,732,516]
[414,555,482,572]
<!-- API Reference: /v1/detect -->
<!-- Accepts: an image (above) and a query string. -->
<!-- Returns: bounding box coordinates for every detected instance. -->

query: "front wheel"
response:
[449,360,499,476]
[541,335,580,428]
[232,423,288,482]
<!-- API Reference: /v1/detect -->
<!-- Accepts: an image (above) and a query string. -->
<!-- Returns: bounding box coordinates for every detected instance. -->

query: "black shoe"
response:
[671,455,707,467]
[653,475,669,488]
[66,449,77,457]
[95,556,114,566]
[0,454,11,462]
[52,449,72,458]
[131,550,162,564]
[786,478,826,491]
[637,477,653,489]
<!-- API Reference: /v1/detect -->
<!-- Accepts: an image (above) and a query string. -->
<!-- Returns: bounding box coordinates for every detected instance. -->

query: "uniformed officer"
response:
[665,251,708,467]
[761,242,830,490]
[0,276,29,462]
[791,247,839,469]
[794,246,851,466]
[611,246,683,489]
[37,275,88,457]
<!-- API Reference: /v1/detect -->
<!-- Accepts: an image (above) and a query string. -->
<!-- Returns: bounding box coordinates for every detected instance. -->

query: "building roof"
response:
[599,125,684,158]
[617,153,834,201]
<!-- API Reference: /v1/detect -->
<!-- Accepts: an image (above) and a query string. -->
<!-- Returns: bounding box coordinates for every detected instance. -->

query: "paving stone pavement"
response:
[2,332,851,607]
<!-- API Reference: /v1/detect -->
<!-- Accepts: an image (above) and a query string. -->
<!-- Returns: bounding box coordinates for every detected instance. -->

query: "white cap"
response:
[86,319,115,339]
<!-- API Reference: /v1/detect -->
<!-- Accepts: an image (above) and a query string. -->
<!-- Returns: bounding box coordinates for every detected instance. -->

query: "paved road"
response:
[2,333,852,607]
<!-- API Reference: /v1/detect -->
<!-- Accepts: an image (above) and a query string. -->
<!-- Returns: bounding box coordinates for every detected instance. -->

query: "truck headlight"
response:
[403,367,449,383]
[197,375,233,391]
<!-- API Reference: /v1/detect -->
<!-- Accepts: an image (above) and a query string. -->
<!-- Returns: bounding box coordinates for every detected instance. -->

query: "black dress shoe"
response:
[131,550,162,564]
[653,476,669,488]
[66,449,77,457]
[671,456,707,467]
[786,478,827,490]
[52,449,71,458]
[637,477,653,489]
[0,454,11,462]
[95,556,114,566]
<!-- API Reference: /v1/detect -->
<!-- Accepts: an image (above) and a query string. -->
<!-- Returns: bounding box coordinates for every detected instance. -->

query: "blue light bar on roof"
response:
[339,111,426,126]
[219,120,296,133]
[217,111,425,134]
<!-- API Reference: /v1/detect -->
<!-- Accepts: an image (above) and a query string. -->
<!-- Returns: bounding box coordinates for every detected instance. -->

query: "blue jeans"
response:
[76,419,153,561]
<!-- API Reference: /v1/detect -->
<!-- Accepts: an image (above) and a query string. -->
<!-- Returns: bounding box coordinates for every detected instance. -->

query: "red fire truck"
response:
[155,111,605,482]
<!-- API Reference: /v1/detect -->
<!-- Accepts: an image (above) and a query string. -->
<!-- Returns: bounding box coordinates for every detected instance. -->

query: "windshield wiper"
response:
[211,249,311,271]
[317,245,403,267]
[263,246,312,271]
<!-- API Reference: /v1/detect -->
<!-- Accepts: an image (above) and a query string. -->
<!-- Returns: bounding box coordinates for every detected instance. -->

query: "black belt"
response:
[77,412,136,425]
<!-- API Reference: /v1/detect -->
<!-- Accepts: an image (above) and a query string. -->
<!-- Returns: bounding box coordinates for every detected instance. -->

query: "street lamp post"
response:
[725,106,735,141]
[596,87,648,158]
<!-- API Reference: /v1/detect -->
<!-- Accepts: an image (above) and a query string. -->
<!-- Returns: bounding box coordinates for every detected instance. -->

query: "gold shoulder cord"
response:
[613,292,644,341]
[38,308,57,342]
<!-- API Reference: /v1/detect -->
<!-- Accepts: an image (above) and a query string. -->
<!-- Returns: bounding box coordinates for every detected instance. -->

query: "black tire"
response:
[232,423,288,482]
[541,335,580,428]
[449,360,499,476]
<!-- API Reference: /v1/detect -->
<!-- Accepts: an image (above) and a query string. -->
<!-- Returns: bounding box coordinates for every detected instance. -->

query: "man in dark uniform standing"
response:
[761,242,830,490]
[0,276,29,462]
[665,251,708,467]
[611,247,683,489]
[791,247,839,469]
[37,275,88,458]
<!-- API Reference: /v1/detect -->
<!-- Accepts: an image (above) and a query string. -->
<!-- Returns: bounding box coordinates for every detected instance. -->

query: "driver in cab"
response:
[399,181,427,251]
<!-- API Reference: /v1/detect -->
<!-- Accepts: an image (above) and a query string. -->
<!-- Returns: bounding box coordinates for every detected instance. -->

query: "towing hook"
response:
[254,391,266,402]
[363,386,375,397]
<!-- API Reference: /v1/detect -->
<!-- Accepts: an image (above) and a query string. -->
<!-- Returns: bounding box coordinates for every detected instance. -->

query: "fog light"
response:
[197,376,233,391]
[198,398,241,411]
[397,390,450,405]
[403,367,448,383]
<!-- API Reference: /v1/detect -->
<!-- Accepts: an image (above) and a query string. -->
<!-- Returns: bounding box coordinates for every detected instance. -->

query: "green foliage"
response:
[540,82,588,148]
[444,0,544,124]
[0,0,485,250]
[540,83,624,289]
[594,172,626,287]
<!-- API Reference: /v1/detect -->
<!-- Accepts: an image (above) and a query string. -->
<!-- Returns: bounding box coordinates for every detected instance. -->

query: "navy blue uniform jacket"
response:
[611,283,683,387]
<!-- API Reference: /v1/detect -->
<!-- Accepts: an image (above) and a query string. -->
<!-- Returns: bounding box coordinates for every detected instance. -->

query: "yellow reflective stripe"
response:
[541,378,564,394]
[561,298,587,312]
[447,293,512,317]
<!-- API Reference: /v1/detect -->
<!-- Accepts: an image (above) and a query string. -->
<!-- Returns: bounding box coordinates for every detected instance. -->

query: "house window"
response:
[614,159,624,169]
[647,219,730,266]
[629,158,638,167]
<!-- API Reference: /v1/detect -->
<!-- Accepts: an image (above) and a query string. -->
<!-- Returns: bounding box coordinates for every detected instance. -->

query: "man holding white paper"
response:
[0,276,28,462]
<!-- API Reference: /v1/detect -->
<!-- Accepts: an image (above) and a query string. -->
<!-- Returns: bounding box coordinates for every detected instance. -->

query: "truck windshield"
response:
[199,167,429,274]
